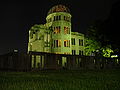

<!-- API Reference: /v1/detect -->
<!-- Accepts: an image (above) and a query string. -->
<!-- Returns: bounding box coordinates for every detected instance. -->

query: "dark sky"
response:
[0,0,119,54]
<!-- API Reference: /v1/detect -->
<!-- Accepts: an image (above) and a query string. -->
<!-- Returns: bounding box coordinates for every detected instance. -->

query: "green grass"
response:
[0,70,120,90]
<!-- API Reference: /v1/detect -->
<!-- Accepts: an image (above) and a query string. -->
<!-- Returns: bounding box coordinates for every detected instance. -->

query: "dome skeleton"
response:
[47,5,70,15]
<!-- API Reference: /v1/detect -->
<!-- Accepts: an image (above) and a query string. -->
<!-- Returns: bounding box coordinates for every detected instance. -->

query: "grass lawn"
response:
[0,69,120,90]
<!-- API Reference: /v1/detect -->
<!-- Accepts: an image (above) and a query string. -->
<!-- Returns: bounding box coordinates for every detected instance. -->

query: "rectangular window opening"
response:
[71,38,75,45]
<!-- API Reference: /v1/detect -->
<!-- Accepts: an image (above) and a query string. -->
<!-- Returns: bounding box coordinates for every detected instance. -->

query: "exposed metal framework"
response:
[47,5,70,15]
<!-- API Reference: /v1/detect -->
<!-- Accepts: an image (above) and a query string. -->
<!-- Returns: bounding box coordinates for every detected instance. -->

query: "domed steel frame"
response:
[47,5,70,15]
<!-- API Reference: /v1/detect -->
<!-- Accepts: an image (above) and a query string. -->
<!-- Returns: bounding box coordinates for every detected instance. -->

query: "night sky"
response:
[0,0,119,54]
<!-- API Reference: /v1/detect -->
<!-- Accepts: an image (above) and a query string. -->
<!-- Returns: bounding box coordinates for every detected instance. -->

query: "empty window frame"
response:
[79,39,83,46]
[64,40,70,47]
[72,50,76,55]
[53,15,61,21]
[64,27,70,34]
[54,26,60,34]
[64,16,71,22]
[71,38,75,45]
[54,40,61,47]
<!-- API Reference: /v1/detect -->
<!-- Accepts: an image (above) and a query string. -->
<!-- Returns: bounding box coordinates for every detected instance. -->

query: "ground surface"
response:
[0,70,120,90]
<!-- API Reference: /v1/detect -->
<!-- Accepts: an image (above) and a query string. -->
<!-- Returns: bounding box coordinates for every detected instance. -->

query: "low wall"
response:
[0,52,120,71]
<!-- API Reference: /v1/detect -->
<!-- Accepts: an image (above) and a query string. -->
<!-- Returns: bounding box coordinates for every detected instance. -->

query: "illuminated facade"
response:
[28,5,84,55]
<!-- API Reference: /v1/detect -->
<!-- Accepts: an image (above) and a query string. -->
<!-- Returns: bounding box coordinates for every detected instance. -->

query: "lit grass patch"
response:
[0,70,120,90]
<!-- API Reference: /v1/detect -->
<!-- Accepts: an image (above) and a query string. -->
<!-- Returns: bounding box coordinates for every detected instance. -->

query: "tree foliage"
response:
[85,36,101,56]
[102,45,113,57]
[85,23,113,57]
